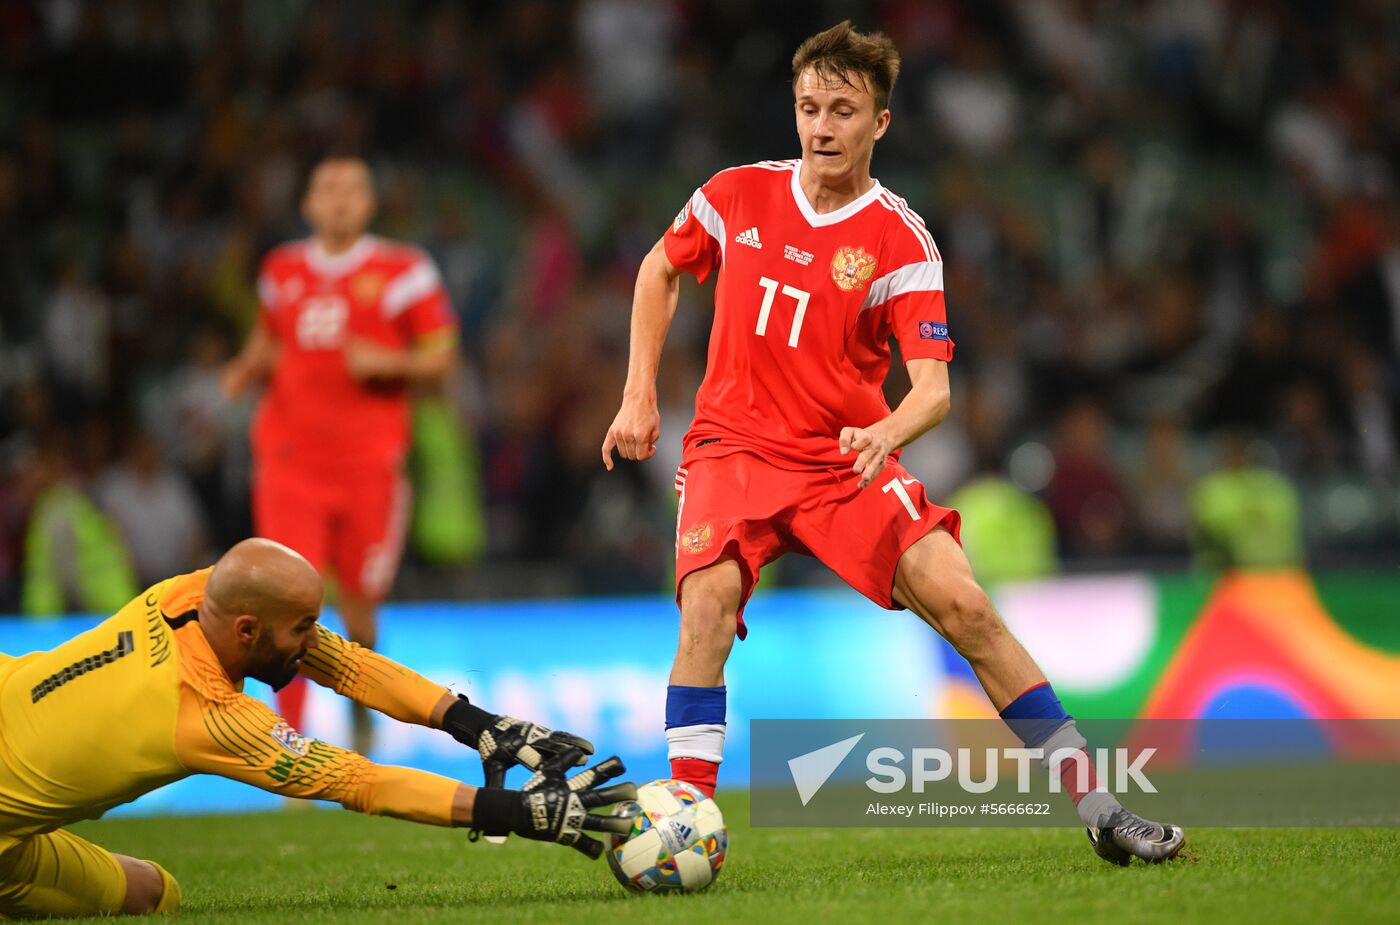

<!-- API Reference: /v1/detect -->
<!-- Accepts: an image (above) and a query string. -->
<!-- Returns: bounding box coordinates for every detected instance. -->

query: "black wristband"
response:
[442,695,494,748]
[472,787,523,837]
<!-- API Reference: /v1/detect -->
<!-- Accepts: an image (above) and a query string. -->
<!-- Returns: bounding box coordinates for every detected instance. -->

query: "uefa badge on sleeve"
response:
[919,321,949,341]
[271,722,311,757]
[673,201,691,232]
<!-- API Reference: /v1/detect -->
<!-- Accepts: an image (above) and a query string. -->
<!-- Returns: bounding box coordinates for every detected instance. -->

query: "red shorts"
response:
[252,461,410,600]
[673,450,961,638]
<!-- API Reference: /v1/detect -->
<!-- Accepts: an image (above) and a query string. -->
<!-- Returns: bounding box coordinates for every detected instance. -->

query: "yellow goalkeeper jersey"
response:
[0,569,460,849]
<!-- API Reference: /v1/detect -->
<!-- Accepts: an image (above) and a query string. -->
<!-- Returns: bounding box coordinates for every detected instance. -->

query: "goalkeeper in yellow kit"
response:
[0,538,634,918]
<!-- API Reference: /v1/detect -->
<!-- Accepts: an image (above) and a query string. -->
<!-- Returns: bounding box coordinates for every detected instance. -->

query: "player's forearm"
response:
[452,781,476,826]
[363,342,455,384]
[228,351,271,383]
[429,691,456,727]
[403,341,455,384]
[223,325,277,393]
[882,374,951,449]
[623,245,681,398]
[348,767,528,832]
[300,627,450,727]
[344,762,463,826]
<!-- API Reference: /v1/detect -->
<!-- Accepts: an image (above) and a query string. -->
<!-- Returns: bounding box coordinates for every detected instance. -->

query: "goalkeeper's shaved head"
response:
[203,539,324,689]
[207,538,323,624]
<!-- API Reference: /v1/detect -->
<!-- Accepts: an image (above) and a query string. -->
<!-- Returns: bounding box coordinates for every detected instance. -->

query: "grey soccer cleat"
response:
[1087,809,1185,865]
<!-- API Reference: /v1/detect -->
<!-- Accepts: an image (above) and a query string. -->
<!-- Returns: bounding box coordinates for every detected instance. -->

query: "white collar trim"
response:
[305,235,375,276]
[789,163,884,228]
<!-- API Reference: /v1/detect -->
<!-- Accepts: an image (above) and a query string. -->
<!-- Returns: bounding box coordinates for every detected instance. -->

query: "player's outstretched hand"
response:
[602,394,660,470]
[344,337,406,383]
[220,358,260,400]
[839,424,898,488]
[443,695,594,785]
[478,714,595,784]
[473,752,638,858]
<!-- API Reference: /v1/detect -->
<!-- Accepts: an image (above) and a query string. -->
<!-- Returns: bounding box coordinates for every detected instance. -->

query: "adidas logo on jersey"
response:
[735,227,762,249]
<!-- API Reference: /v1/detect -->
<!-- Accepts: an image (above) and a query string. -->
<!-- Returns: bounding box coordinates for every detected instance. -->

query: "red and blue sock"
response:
[665,684,726,798]
[1000,681,1119,826]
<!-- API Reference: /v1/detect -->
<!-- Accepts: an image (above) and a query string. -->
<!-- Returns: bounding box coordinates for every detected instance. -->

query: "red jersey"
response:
[664,159,953,469]
[253,236,455,470]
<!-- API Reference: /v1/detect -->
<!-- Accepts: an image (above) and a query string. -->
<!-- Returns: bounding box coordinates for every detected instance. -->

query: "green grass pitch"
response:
[65,793,1400,924]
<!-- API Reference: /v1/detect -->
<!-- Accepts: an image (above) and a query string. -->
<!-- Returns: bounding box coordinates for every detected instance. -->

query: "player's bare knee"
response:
[679,568,740,649]
[117,856,170,915]
[937,584,1003,659]
[679,594,737,648]
[680,563,741,613]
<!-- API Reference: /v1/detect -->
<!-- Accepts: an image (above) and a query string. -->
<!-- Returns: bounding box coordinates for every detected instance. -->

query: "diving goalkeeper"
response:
[0,538,634,918]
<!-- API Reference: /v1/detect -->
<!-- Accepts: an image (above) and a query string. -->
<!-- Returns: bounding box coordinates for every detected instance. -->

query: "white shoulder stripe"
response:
[897,205,940,261]
[879,196,932,261]
[881,191,936,252]
[882,191,941,260]
[689,188,727,263]
[743,159,801,173]
[716,160,789,178]
[383,258,442,317]
[861,260,944,312]
[878,193,938,262]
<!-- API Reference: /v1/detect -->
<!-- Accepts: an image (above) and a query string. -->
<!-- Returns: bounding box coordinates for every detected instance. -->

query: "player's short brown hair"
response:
[303,152,372,192]
[791,21,901,112]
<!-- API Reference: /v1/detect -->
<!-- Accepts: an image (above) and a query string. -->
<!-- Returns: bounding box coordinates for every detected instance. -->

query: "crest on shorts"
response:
[351,271,386,305]
[271,721,311,757]
[680,523,714,555]
[831,246,878,291]
[673,200,691,232]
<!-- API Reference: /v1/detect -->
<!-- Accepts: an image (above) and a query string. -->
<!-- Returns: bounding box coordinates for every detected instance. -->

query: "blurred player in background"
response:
[603,22,1183,865]
[222,156,457,755]
[0,539,632,918]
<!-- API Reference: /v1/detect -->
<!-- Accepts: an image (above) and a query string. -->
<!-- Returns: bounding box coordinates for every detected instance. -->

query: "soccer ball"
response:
[605,779,727,893]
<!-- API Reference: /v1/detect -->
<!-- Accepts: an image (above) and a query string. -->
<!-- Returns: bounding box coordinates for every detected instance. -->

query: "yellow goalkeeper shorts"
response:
[0,827,129,919]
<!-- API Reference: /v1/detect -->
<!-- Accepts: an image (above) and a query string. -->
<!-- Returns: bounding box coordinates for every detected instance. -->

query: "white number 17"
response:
[755,276,810,347]
[882,476,922,521]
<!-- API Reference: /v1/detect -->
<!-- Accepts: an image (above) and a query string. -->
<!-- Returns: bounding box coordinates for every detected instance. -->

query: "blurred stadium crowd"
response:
[1,0,1397,612]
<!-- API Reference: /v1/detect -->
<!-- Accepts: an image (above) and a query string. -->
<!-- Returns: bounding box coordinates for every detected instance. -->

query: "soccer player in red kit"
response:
[602,23,1183,864]
[223,156,457,754]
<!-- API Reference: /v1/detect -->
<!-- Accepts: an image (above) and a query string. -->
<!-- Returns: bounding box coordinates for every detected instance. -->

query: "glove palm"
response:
[477,750,636,859]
